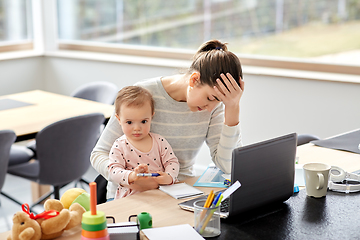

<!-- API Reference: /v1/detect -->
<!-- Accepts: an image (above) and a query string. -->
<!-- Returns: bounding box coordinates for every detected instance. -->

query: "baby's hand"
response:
[153,171,173,185]
[129,164,149,183]
[134,164,149,174]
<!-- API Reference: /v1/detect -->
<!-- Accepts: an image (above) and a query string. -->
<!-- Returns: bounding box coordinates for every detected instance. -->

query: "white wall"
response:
[1,55,360,173]
[0,56,44,95]
[241,74,360,144]
[43,57,180,95]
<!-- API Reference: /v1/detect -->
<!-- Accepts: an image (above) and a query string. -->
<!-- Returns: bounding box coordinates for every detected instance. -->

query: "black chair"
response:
[94,174,108,204]
[297,134,320,146]
[9,145,34,166]
[0,130,17,206]
[5,113,105,210]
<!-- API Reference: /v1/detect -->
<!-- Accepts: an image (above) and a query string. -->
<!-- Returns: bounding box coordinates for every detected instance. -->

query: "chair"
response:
[71,81,119,105]
[9,145,35,166]
[297,134,320,146]
[5,113,105,209]
[70,81,118,186]
[26,81,118,153]
[22,82,118,187]
[0,130,17,206]
[94,174,108,204]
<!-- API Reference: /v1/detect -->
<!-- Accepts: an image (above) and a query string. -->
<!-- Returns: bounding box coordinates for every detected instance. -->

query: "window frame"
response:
[59,41,360,75]
[0,41,33,53]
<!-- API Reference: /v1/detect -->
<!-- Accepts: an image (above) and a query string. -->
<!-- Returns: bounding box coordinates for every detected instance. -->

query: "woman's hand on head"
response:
[214,73,244,108]
[214,73,244,126]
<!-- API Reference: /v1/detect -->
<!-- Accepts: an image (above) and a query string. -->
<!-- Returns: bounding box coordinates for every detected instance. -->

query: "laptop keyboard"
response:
[220,197,230,213]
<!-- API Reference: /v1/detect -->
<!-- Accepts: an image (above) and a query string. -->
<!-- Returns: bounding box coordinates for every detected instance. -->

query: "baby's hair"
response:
[115,86,155,116]
[189,39,242,88]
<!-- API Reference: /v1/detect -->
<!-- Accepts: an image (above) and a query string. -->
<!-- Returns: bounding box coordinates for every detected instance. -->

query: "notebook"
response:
[159,182,204,199]
[178,133,297,218]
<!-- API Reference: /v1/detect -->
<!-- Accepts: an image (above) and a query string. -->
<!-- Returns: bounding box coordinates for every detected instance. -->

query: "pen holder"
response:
[194,199,221,237]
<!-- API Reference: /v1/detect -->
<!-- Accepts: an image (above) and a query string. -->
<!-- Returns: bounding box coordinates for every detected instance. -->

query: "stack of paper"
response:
[159,183,204,199]
[107,222,138,240]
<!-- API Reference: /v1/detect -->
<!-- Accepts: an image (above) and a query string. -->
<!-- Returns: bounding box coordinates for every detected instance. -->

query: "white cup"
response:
[303,163,331,198]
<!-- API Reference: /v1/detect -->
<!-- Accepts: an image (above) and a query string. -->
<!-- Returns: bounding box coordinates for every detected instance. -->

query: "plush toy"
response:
[36,199,86,239]
[6,211,41,240]
[7,199,86,240]
[60,188,90,211]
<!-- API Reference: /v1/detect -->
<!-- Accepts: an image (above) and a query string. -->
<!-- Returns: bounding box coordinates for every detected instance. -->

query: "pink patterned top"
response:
[108,132,179,199]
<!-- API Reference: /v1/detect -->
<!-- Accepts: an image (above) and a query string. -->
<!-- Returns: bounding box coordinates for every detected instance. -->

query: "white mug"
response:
[303,163,331,198]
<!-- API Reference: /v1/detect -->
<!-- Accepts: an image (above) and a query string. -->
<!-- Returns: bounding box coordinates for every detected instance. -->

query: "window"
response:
[57,0,360,72]
[0,0,33,52]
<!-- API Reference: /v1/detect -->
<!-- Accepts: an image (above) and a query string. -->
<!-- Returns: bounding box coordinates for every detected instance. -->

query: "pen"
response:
[212,192,222,206]
[136,173,160,177]
[204,190,214,208]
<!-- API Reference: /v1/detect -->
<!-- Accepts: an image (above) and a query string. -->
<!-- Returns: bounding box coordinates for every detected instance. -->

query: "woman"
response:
[90,39,244,200]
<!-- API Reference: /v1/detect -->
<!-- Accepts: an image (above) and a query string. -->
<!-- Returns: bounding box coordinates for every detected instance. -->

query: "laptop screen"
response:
[229,133,297,217]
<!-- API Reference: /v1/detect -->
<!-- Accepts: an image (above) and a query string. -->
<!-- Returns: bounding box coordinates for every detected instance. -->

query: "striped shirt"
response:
[90,77,242,199]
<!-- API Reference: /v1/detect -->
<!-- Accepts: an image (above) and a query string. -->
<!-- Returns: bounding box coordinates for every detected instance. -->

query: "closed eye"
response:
[208,96,220,101]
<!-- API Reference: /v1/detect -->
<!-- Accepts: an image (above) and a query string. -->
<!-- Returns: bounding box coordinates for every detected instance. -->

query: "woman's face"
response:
[187,82,221,112]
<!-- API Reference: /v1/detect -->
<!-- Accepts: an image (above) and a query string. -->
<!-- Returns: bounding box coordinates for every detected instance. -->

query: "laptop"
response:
[178,133,297,218]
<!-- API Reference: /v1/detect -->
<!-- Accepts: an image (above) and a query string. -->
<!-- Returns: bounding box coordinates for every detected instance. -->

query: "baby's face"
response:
[117,101,153,142]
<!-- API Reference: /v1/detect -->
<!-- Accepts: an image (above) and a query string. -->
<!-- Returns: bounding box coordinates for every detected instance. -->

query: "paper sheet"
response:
[142,224,205,240]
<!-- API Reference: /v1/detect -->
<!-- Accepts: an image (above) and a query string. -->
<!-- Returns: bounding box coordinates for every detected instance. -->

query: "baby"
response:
[108,86,179,199]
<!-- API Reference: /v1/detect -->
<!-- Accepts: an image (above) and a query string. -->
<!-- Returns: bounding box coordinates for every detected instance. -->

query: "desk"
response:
[1,143,360,239]
[0,90,114,142]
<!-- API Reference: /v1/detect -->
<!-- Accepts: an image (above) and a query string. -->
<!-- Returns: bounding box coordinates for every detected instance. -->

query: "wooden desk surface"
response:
[296,143,360,172]
[0,90,114,139]
[1,143,360,239]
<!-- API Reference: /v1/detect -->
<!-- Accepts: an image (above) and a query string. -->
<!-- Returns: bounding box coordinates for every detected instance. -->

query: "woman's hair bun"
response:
[196,39,228,54]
